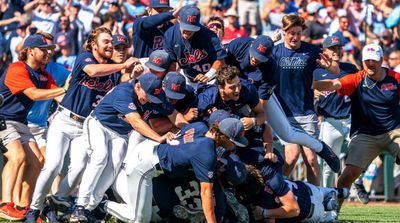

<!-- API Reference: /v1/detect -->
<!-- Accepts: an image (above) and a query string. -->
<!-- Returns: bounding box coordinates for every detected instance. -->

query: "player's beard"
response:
[98,47,113,60]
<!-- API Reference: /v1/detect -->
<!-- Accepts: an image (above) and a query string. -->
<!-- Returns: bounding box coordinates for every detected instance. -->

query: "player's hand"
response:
[183,108,198,121]
[194,74,209,83]
[132,64,144,77]
[172,5,183,18]
[206,107,217,116]
[264,151,278,163]
[124,57,140,70]
[240,117,254,131]
[159,131,177,143]
[251,205,264,221]
[272,29,282,42]
[316,53,332,69]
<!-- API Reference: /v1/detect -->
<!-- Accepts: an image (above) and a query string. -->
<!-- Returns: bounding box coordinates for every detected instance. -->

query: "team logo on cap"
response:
[331,37,339,43]
[366,47,376,52]
[257,44,267,53]
[117,36,125,42]
[154,88,162,95]
[187,15,197,23]
[170,83,181,91]
[42,37,47,44]
[159,0,167,4]
[152,57,161,65]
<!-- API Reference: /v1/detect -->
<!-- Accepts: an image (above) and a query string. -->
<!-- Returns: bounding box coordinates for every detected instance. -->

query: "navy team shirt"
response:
[314,62,358,119]
[0,62,58,124]
[338,68,400,136]
[226,37,278,100]
[132,12,174,58]
[93,81,174,135]
[273,42,321,117]
[157,122,216,183]
[197,81,260,118]
[163,24,227,80]
[60,52,121,117]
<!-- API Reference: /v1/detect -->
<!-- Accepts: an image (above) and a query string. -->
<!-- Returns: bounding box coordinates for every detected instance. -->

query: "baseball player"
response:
[25,27,138,221]
[312,44,400,208]
[99,118,248,223]
[313,36,358,188]
[135,49,172,80]
[0,34,65,221]
[69,73,185,222]
[148,72,198,134]
[225,35,341,174]
[163,5,226,88]
[132,0,179,58]
[236,151,350,223]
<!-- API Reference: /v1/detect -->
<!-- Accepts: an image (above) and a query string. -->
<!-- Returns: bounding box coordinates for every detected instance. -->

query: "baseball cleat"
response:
[354,181,369,204]
[25,208,40,223]
[47,195,73,213]
[318,142,341,173]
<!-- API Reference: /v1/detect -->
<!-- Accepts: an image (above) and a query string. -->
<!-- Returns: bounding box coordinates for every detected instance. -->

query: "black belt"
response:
[58,107,85,123]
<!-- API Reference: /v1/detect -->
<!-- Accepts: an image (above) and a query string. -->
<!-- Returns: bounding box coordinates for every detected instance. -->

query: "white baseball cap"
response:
[362,44,383,61]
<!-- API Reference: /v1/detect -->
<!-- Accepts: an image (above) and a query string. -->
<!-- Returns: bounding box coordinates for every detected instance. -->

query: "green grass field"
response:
[339,202,400,222]
[0,202,399,222]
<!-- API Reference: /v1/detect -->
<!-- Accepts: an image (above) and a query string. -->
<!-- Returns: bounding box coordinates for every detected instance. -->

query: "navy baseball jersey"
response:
[0,62,58,124]
[197,81,260,118]
[157,122,217,182]
[338,68,400,136]
[60,52,121,117]
[132,12,174,58]
[163,24,227,80]
[93,81,174,135]
[226,37,278,100]
[152,174,226,222]
[273,42,321,117]
[314,62,358,119]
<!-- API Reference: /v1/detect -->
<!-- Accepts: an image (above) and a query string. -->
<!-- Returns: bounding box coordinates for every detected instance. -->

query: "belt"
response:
[58,107,85,123]
[155,163,163,171]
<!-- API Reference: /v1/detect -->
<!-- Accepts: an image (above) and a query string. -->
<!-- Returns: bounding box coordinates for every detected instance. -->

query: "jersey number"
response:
[92,95,104,107]
[175,181,202,210]
[193,63,211,73]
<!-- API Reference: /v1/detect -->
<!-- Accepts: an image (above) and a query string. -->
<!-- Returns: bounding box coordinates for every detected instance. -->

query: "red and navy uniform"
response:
[197,81,260,119]
[338,68,400,136]
[92,81,174,135]
[60,52,121,117]
[273,42,321,117]
[132,12,174,58]
[157,122,216,183]
[226,37,278,100]
[313,62,358,119]
[163,24,227,80]
[0,62,58,124]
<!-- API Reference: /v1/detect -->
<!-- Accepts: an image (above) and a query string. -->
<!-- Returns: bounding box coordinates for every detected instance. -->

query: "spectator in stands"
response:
[24,0,63,34]
[332,15,362,51]
[9,22,27,62]
[389,50,400,72]
[123,0,146,18]
[55,35,76,71]
[54,15,79,55]
[231,0,259,36]
[206,16,225,42]
[379,29,400,55]
[222,8,247,45]
[302,2,326,46]
[0,0,25,34]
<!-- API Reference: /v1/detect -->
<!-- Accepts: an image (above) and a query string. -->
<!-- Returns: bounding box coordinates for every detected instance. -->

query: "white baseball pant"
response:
[302,182,331,223]
[106,139,161,223]
[76,116,128,210]
[264,93,323,152]
[319,117,350,187]
[30,111,89,210]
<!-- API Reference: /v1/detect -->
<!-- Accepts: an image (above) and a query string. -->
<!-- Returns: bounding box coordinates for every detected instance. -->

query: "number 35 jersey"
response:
[60,52,121,117]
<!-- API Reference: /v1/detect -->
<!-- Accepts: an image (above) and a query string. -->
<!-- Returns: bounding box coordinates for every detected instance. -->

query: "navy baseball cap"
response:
[112,34,129,47]
[137,73,166,104]
[219,118,248,147]
[164,72,186,100]
[224,154,247,186]
[323,36,342,48]
[179,5,201,32]
[145,50,171,72]
[249,35,273,63]
[23,34,56,49]
[208,109,230,126]
[149,0,172,9]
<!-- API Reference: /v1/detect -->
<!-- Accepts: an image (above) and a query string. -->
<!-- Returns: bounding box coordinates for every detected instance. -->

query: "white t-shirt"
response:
[32,11,60,33]
[9,36,22,62]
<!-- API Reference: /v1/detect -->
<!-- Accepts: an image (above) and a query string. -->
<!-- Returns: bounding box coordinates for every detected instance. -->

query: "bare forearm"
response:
[149,118,174,134]
[26,88,65,101]
[201,190,216,223]
[84,63,126,77]
[312,80,341,91]
[131,119,162,142]
[265,206,299,219]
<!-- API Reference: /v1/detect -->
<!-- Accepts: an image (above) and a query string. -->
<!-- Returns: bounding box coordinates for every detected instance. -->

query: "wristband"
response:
[252,117,256,127]
[204,68,217,80]
[262,208,267,219]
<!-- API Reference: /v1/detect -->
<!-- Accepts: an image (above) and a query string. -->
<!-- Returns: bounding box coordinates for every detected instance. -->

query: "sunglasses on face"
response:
[208,23,222,29]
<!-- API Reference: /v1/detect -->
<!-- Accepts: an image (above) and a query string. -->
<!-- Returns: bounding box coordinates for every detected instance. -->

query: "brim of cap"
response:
[145,61,166,72]
[30,44,56,49]
[113,42,129,47]
[146,92,165,104]
[231,136,248,147]
[152,5,173,9]
[180,22,200,32]
[224,13,239,18]
[165,88,185,100]
[323,43,343,49]
[249,48,269,63]
[362,55,381,61]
